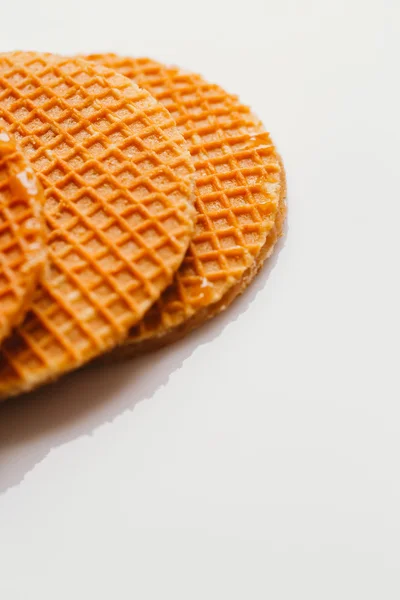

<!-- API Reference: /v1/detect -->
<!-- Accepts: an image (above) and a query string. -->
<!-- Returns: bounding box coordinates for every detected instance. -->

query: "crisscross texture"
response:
[0,131,46,343]
[0,52,195,398]
[85,55,285,352]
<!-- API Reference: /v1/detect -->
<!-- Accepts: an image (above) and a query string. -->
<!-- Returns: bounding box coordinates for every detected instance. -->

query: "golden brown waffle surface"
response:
[0,52,195,398]
[85,55,286,353]
[0,131,46,343]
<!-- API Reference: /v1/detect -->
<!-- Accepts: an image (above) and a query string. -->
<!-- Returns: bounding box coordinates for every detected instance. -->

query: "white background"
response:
[0,1,399,598]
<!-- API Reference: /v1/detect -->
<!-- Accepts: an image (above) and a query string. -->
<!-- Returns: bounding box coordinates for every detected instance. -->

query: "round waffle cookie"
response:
[0,131,46,343]
[84,55,286,357]
[0,52,195,399]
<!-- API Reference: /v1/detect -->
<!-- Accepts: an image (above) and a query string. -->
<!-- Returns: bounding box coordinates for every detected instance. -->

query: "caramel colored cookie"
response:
[85,55,286,357]
[0,52,195,398]
[0,131,46,344]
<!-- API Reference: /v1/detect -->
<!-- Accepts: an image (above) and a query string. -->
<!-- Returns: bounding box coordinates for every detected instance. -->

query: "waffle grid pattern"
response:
[86,55,282,343]
[0,132,45,343]
[0,53,194,396]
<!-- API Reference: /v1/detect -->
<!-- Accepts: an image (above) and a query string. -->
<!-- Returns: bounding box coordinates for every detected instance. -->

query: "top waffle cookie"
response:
[0,130,46,343]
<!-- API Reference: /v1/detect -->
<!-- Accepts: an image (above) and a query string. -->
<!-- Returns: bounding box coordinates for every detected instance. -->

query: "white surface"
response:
[0,1,399,598]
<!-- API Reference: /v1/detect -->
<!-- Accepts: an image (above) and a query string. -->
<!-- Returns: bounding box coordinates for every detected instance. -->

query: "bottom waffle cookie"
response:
[84,55,287,358]
[103,156,285,361]
[0,131,46,344]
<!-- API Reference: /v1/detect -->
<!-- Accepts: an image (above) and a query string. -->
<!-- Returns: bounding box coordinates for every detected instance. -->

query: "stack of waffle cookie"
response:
[0,51,286,400]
